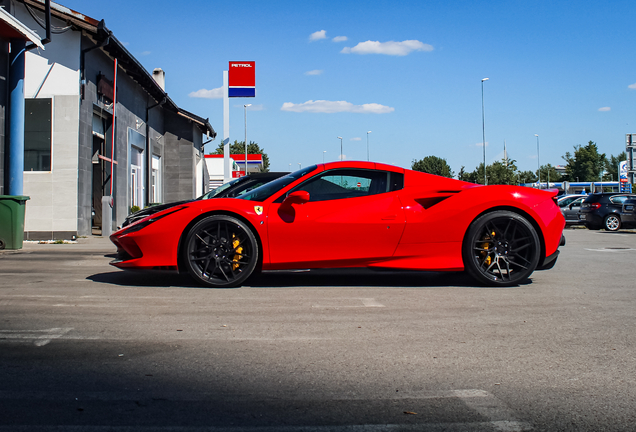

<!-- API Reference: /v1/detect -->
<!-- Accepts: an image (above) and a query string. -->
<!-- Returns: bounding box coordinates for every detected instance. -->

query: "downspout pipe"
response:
[7,39,26,196]
[145,97,166,206]
[80,21,111,99]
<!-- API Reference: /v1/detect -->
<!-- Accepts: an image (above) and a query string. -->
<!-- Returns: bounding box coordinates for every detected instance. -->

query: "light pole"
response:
[366,131,372,161]
[244,104,251,175]
[323,151,326,163]
[298,163,301,169]
[481,78,489,185]
[337,136,343,161]
[535,134,540,189]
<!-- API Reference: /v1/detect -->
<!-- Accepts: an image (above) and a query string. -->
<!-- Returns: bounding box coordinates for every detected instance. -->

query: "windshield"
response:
[237,165,318,202]
[198,177,244,200]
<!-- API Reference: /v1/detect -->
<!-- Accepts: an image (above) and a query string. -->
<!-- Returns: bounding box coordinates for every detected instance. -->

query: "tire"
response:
[184,215,259,288]
[463,211,541,287]
[603,214,621,231]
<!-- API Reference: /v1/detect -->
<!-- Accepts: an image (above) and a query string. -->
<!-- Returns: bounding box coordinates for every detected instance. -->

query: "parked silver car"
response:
[558,195,586,225]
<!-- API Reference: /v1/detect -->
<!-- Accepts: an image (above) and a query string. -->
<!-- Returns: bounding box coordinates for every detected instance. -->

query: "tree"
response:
[212,140,270,172]
[538,164,562,185]
[411,156,454,178]
[457,157,519,185]
[487,158,520,185]
[518,170,537,184]
[562,141,606,182]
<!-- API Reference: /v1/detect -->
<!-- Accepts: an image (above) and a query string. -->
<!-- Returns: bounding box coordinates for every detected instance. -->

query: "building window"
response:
[24,98,52,171]
[151,155,161,204]
[128,128,145,209]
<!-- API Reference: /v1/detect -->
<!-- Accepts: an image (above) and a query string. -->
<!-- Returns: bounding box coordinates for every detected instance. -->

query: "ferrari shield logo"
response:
[254,206,263,215]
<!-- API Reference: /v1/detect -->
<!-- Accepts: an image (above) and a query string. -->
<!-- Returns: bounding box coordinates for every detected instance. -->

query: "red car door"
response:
[266,169,406,268]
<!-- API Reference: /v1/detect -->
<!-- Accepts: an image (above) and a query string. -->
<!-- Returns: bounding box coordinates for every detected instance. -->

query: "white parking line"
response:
[0,327,73,346]
[0,389,531,431]
[452,390,532,431]
[584,248,636,252]
[312,298,386,308]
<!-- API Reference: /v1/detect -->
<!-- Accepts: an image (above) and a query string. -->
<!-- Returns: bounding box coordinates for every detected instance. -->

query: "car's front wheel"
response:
[463,211,541,287]
[604,214,621,231]
[184,215,259,288]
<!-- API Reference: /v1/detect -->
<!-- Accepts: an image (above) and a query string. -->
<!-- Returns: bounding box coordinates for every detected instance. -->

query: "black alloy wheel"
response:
[184,215,259,288]
[604,214,621,231]
[463,211,541,287]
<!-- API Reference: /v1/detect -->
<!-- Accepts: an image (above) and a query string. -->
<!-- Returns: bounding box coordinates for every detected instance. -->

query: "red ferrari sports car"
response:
[110,161,565,288]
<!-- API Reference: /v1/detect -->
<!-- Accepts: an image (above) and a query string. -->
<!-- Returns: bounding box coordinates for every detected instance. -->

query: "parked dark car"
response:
[122,172,288,227]
[580,193,636,231]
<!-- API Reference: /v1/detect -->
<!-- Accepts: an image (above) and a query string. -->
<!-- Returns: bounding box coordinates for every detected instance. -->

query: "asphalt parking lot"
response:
[1,228,635,431]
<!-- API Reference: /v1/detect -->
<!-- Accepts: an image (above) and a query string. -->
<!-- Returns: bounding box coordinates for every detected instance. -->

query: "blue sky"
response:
[61,0,636,174]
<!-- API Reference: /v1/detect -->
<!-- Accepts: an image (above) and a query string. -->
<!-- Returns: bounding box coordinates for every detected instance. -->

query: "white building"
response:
[4,0,216,239]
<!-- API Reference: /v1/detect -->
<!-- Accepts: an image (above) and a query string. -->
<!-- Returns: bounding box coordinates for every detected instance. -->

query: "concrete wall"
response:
[16,7,81,99]
[23,95,79,239]
[15,3,82,239]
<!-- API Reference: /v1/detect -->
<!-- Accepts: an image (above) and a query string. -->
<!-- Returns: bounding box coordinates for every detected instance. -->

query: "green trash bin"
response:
[0,195,30,250]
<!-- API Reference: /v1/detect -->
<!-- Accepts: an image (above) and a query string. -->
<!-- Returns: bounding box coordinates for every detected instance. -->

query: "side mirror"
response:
[282,191,310,206]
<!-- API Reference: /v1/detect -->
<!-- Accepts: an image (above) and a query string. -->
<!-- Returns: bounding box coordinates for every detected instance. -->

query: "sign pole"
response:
[223,71,230,183]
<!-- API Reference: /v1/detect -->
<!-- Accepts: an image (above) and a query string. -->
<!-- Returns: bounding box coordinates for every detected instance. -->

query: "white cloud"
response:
[628,83,636,89]
[140,51,151,56]
[476,141,489,147]
[189,87,223,99]
[598,107,611,111]
[281,100,395,114]
[310,30,327,41]
[305,69,324,76]
[350,137,361,141]
[341,40,433,56]
[332,36,348,42]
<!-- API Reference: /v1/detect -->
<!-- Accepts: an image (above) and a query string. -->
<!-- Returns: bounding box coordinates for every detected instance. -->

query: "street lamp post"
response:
[366,131,372,161]
[535,134,540,189]
[323,151,326,163]
[337,136,343,161]
[481,78,489,185]
[244,104,251,175]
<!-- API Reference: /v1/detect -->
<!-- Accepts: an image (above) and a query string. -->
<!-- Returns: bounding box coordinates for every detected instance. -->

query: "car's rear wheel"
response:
[604,214,621,231]
[463,211,541,287]
[184,215,259,288]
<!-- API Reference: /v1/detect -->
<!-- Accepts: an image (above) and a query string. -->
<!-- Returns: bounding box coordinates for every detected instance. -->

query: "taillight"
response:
[589,203,601,210]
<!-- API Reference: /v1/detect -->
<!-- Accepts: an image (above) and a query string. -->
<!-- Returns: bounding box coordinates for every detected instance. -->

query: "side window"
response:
[289,169,402,202]
[233,181,267,197]
[610,196,627,204]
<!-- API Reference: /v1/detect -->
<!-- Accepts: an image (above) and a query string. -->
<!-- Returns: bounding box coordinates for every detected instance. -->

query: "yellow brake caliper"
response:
[482,230,496,266]
[232,234,243,271]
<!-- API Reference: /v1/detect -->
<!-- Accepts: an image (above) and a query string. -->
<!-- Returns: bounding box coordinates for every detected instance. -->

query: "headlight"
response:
[121,207,185,234]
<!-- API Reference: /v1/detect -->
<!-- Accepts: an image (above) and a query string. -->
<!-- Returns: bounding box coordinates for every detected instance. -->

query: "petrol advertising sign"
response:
[619,160,632,192]
[619,160,628,181]
[229,61,255,97]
